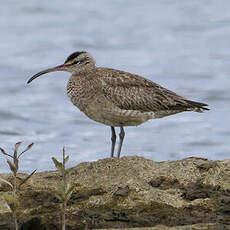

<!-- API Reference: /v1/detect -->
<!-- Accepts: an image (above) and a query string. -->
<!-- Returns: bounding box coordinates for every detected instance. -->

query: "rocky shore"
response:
[0,156,230,229]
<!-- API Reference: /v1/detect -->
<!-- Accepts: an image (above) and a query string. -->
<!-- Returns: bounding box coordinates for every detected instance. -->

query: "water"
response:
[0,0,230,172]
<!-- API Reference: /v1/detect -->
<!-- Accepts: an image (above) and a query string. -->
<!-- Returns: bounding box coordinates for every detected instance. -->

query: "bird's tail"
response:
[185,100,210,112]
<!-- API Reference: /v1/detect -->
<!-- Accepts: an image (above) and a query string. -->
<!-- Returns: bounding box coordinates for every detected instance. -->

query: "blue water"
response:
[0,0,230,172]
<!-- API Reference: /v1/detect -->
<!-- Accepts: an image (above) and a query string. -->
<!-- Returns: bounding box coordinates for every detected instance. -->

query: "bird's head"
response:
[27,51,96,84]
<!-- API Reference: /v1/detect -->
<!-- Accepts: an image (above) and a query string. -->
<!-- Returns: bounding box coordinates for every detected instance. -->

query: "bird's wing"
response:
[100,68,208,112]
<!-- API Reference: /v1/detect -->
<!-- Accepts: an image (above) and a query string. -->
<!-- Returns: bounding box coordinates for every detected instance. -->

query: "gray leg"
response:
[117,126,125,158]
[110,126,116,158]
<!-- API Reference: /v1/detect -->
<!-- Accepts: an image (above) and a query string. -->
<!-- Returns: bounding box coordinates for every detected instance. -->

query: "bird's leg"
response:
[117,126,125,158]
[110,126,116,158]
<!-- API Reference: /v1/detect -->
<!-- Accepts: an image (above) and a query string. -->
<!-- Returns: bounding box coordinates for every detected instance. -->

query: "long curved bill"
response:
[27,64,67,84]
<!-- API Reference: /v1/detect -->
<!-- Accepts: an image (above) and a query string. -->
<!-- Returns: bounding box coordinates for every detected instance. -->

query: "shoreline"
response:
[0,156,229,229]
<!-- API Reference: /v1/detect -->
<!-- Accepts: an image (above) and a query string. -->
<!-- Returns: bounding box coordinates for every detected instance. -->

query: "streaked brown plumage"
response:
[27,51,209,158]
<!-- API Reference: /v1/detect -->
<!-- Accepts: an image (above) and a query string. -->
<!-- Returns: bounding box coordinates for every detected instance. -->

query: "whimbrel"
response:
[27,51,209,158]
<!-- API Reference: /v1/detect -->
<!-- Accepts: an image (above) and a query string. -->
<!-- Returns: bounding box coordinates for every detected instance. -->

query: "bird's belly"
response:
[84,100,156,127]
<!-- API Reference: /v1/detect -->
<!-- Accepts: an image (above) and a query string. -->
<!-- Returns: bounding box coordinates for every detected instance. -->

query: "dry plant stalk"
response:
[52,147,75,230]
[0,141,36,230]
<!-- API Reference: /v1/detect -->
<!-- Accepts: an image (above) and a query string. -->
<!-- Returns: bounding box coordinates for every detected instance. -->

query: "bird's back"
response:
[96,67,209,116]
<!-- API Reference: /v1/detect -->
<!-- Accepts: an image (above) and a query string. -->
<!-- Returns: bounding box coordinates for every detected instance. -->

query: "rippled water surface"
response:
[0,1,230,172]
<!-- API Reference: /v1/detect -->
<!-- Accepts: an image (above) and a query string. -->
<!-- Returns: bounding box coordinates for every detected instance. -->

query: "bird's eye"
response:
[72,60,81,64]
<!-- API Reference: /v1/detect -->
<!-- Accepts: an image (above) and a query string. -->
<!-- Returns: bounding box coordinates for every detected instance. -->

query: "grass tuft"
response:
[0,141,36,230]
[52,146,76,230]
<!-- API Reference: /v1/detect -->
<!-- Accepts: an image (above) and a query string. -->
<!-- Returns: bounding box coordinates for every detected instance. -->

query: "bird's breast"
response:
[66,77,99,112]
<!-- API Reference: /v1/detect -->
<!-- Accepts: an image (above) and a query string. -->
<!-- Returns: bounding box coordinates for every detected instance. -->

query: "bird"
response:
[27,51,209,158]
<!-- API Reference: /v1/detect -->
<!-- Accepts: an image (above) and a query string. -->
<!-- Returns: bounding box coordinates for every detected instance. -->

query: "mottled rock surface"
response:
[0,156,230,229]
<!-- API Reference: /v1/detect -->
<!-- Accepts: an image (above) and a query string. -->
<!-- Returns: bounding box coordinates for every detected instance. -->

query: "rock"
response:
[0,156,230,229]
